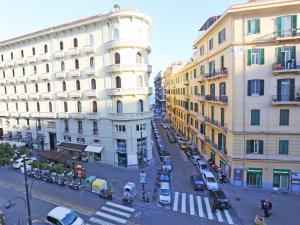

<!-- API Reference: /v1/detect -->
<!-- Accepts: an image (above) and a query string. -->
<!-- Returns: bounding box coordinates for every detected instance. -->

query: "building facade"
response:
[0,7,153,167]
[166,0,300,191]
[154,71,166,112]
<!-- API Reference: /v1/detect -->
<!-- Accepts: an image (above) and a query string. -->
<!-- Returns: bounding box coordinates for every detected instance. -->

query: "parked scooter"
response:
[219,174,227,184]
[68,180,81,190]
[99,189,113,200]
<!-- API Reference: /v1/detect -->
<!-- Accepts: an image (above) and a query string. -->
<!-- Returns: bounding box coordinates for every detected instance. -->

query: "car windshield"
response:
[207,177,216,183]
[160,189,170,196]
[61,211,78,225]
[201,165,208,170]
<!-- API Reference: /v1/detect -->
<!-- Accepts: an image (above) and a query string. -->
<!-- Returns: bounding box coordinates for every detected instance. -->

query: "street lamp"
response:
[139,131,146,202]
[23,156,33,225]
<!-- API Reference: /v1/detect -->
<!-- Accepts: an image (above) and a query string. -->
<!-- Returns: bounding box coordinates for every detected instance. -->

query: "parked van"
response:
[196,160,209,174]
[202,171,219,190]
[159,182,171,205]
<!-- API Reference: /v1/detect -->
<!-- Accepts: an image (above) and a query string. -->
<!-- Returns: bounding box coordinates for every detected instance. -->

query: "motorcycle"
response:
[99,189,113,200]
[219,174,227,184]
[68,180,81,190]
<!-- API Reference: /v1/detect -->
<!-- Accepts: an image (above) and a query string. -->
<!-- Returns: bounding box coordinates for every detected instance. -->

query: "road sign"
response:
[140,173,146,184]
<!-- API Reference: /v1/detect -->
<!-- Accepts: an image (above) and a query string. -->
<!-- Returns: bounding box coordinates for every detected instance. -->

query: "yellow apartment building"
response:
[165,0,300,191]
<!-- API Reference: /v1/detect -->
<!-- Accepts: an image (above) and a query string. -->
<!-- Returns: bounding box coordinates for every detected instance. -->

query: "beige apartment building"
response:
[165,0,300,191]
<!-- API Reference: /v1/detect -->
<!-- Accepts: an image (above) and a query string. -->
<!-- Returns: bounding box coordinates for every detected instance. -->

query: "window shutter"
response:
[291,46,296,61]
[259,80,264,95]
[218,133,222,149]
[276,16,282,37]
[247,49,252,65]
[247,20,251,34]
[256,19,260,33]
[291,15,297,35]
[258,141,264,154]
[248,80,252,96]
[259,48,265,65]
[246,140,252,154]
[277,79,282,101]
[220,55,224,68]
[277,47,282,64]
[289,79,295,101]
[218,32,221,44]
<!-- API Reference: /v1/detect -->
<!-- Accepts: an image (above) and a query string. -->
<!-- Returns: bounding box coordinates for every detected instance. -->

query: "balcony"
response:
[83,67,95,76]
[204,137,227,155]
[0,62,4,68]
[106,87,152,96]
[198,95,205,101]
[71,113,86,119]
[27,56,37,63]
[29,93,39,100]
[274,28,300,41]
[54,51,64,59]
[19,94,28,100]
[5,60,15,67]
[55,71,66,79]
[183,79,189,85]
[39,112,57,119]
[17,76,27,83]
[204,68,228,79]
[0,79,6,85]
[271,95,300,106]
[8,95,17,101]
[7,77,17,84]
[69,91,82,98]
[106,64,152,73]
[204,116,228,130]
[0,112,9,117]
[104,40,151,52]
[10,112,19,117]
[0,95,7,101]
[38,53,50,61]
[81,45,95,54]
[28,74,38,82]
[41,92,53,99]
[39,73,52,81]
[86,113,100,120]
[272,62,300,75]
[57,113,69,119]
[205,95,228,104]
[19,112,30,117]
[15,58,25,65]
[56,92,68,99]
[67,48,80,56]
[84,90,98,98]
[68,69,81,78]
[108,111,153,120]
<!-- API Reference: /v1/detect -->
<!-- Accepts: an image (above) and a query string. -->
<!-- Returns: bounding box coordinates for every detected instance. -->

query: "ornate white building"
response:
[0,7,153,167]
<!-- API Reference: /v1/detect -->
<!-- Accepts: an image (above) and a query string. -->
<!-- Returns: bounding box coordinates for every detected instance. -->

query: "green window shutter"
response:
[292,15,297,35]
[247,20,251,34]
[246,140,252,154]
[218,133,222,149]
[279,140,288,155]
[251,109,260,125]
[276,16,282,37]
[220,55,224,68]
[247,49,252,66]
[221,108,225,127]
[280,109,289,126]
[291,46,296,61]
[256,19,260,33]
[277,47,282,64]
[258,141,264,154]
[259,48,265,65]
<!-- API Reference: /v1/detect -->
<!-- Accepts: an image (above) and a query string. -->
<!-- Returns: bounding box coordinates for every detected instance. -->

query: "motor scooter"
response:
[68,180,81,190]
[99,189,113,200]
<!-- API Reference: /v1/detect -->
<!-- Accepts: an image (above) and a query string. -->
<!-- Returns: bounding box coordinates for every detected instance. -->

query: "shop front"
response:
[84,145,103,162]
[22,132,32,148]
[32,134,44,150]
[273,169,290,190]
[116,140,127,167]
[247,168,262,187]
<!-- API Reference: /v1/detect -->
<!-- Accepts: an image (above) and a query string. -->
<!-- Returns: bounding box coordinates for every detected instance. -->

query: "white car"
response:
[202,171,219,191]
[159,182,171,205]
[47,206,84,225]
[196,160,209,174]
[12,157,36,169]
[190,155,202,165]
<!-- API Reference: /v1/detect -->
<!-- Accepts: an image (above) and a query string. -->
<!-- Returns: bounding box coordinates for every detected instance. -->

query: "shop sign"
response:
[273,169,290,175]
[247,168,262,174]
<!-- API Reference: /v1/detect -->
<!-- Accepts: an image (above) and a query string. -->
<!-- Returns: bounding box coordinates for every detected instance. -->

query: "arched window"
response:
[113,28,119,40]
[35,84,38,93]
[117,100,123,113]
[11,52,13,60]
[24,85,27,93]
[6,103,8,111]
[92,101,97,113]
[114,52,120,64]
[60,41,64,51]
[2,71,5,78]
[136,52,142,64]
[44,45,48,53]
[26,102,29,112]
[61,61,65,71]
[77,101,82,112]
[14,86,16,94]
[64,102,68,112]
[91,79,96,90]
[76,80,80,90]
[22,67,25,76]
[49,102,52,112]
[115,76,121,88]
[90,57,95,68]
[62,81,66,91]
[34,66,37,74]
[46,64,49,73]
[21,50,24,58]
[47,83,51,92]
[32,47,35,56]
[137,76,143,87]
[75,59,79,69]
[137,99,144,113]
[37,102,40,112]
[89,34,94,46]
[12,69,15,77]
[16,103,18,111]
[73,38,78,48]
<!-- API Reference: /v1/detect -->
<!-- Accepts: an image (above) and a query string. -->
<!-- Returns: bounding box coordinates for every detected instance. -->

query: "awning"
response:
[84,145,103,154]
[274,169,290,175]
[37,151,68,163]
[247,168,262,174]
[56,142,87,152]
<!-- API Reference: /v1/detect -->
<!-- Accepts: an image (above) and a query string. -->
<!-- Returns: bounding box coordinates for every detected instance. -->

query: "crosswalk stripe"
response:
[189,194,195,216]
[89,217,116,225]
[181,193,186,213]
[224,209,234,224]
[196,196,204,217]
[216,209,223,222]
[101,206,131,218]
[173,192,179,211]
[204,197,213,220]
[105,201,135,212]
[96,211,127,224]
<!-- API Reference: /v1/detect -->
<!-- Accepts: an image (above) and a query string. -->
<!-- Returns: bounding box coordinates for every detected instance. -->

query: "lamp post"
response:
[23,156,32,225]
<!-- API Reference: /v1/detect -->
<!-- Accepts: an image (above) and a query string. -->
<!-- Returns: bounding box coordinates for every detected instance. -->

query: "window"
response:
[209,38,214,50]
[247,19,260,34]
[34,66,37,74]
[44,44,48,53]
[4,87,7,94]
[49,102,52,112]
[89,34,94,46]
[77,101,82,112]
[137,76,143,87]
[22,67,25,76]
[14,86,16,94]
[46,64,49,73]
[276,15,297,38]
[76,80,80,90]
[115,76,121,88]
[47,83,51,92]
[209,61,215,75]
[200,123,205,135]
[16,103,18,111]
[279,140,289,155]
[247,140,263,154]
[136,123,146,131]
[75,59,79,69]
[116,139,126,151]
[114,52,120,64]
[6,103,8,111]
[78,121,83,134]
[35,84,38,93]
[92,101,97,112]
[12,69,15,77]
[24,85,27,93]
[61,61,65,71]
[201,104,205,116]
[91,79,96,89]
[251,109,260,125]
[194,103,198,112]
[199,45,205,56]
[37,120,41,130]
[26,102,29,111]
[90,57,95,68]
[2,71,5,78]
[211,128,215,144]
[32,47,35,56]
[218,28,226,44]
[64,120,69,132]
[113,28,119,40]
[211,106,214,121]
[11,52,13,59]
[64,102,68,112]
[117,100,123,113]
[115,125,126,132]
[73,38,78,48]
[137,100,144,112]
[200,65,205,75]
[62,81,66,91]
[219,82,226,96]
[210,83,215,98]
[21,50,24,58]
[136,52,142,64]
[60,41,64,51]
[93,121,98,135]
[247,48,264,65]
[279,109,289,126]
[37,102,40,112]
[247,80,264,96]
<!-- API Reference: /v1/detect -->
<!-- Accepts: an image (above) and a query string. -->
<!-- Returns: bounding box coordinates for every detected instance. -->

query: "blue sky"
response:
[0,0,245,83]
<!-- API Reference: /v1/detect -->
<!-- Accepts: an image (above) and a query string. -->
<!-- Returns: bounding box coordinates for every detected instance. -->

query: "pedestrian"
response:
[0,210,5,225]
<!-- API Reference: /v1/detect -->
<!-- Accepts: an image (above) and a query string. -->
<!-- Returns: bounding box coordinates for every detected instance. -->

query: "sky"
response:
[0,0,246,85]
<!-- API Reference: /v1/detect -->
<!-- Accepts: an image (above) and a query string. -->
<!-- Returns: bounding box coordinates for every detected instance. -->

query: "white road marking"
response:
[105,201,135,212]
[189,194,195,215]
[89,217,116,225]
[173,192,179,211]
[204,197,213,220]
[96,211,127,224]
[101,206,131,218]
[224,209,234,224]
[181,193,186,213]
[196,196,204,217]
[216,209,223,222]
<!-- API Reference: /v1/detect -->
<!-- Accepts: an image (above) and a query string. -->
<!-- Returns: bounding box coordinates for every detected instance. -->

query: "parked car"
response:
[202,171,219,191]
[46,206,84,225]
[12,157,36,169]
[159,182,171,205]
[162,159,172,171]
[179,140,188,150]
[160,174,170,182]
[190,155,202,165]
[168,134,176,143]
[196,160,209,174]
[209,190,230,210]
[191,175,205,191]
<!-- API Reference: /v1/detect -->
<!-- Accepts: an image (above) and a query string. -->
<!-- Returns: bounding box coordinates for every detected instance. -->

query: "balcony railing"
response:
[204,116,227,130]
[205,95,228,104]
[274,28,300,39]
[104,40,151,52]
[106,87,152,96]
[27,56,37,63]
[85,90,98,98]
[38,53,50,61]
[204,68,228,79]
[69,91,82,98]
[5,60,15,67]
[7,77,17,84]
[81,45,95,54]
[39,73,52,81]
[0,62,4,68]
[55,71,66,79]
[8,95,17,101]
[40,92,53,99]
[17,76,27,83]
[106,64,152,73]
[83,67,95,76]
[0,95,7,101]
[68,69,81,78]
[67,48,80,56]
[15,58,25,65]
[108,111,153,120]
[272,61,300,74]
[54,51,64,59]
[204,136,227,154]
[28,74,38,82]
[56,92,68,99]
[19,94,28,100]
[271,94,300,105]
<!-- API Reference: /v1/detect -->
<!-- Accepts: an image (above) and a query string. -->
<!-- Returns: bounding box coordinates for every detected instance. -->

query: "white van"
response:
[196,160,209,174]
[159,182,171,205]
[202,171,219,191]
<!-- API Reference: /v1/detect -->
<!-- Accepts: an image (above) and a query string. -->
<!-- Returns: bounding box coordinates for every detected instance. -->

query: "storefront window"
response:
[273,169,290,189]
[247,168,262,187]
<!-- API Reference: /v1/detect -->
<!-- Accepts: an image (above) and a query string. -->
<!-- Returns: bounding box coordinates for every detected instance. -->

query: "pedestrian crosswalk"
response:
[169,192,234,224]
[87,201,136,225]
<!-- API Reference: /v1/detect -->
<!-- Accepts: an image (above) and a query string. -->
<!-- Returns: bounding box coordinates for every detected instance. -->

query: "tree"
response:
[0,143,15,165]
